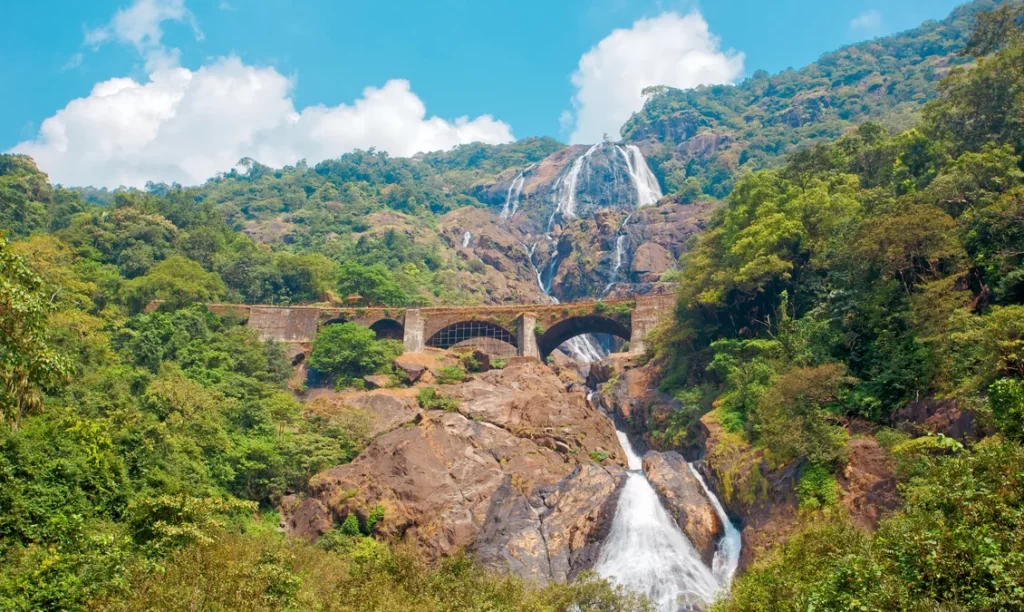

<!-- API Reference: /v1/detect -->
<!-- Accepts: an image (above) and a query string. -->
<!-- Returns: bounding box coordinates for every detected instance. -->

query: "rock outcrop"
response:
[642,451,723,566]
[286,359,628,583]
[698,411,802,571]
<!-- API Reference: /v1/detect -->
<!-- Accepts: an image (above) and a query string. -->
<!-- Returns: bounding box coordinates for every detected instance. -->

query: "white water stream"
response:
[615,144,663,207]
[500,164,533,221]
[594,419,741,611]
[462,231,472,248]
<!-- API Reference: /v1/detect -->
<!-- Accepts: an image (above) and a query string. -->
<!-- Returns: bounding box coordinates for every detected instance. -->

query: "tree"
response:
[308,323,403,382]
[0,235,71,429]
[121,255,226,312]
[335,262,409,306]
[751,363,850,467]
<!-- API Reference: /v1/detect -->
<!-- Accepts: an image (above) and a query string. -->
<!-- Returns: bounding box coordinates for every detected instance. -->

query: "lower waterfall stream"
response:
[586,396,741,610]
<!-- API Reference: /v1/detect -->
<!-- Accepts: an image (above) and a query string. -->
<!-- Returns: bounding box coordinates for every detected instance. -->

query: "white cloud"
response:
[60,53,84,72]
[12,57,514,188]
[850,9,882,32]
[563,11,744,144]
[85,0,202,71]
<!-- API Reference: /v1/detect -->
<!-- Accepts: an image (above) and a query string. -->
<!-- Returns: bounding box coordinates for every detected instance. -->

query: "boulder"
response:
[631,242,674,282]
[394,360,426,383]
[298,360,628,582]
[642,451,723,567]
[891,397,986,442]
[362,374,392,389]
[474,462,626,584]
[444,360,626,467]
[279,495,332,542]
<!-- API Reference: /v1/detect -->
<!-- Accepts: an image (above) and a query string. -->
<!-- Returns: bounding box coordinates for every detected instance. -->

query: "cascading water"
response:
[592,412,741,611]
[615,144,663,207]
[526,239,607,363]
[500,164,533,221]
[549,144,600,229]
[689,463,742,588]
[594,429,720,610]
[529,143,663,361]
[462,231,472,248]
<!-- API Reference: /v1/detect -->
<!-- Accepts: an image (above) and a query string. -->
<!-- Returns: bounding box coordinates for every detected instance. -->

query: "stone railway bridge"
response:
[202,294,675,359]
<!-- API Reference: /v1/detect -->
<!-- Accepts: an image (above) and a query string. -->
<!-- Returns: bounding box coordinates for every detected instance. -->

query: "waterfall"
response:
[549,144,600,229]
[500,164,533,221]
[603,212,633,296]
[526,239,607,363]
[689,463,742,588]
[462,231,472,248]
[594,424,739,611]
[615,144,663,208]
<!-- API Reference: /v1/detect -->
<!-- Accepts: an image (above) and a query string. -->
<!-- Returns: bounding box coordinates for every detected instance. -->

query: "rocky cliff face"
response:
[450,143,716,303]
[283,359,630,583]
[591,354,901,573]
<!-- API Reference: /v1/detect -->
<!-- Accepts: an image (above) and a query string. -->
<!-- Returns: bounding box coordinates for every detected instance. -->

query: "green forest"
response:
[2,1,1024,610]
[652,5,1024,609]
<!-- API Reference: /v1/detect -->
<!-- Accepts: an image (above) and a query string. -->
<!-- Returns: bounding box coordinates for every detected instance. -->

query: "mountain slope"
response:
[624,0,1007,199]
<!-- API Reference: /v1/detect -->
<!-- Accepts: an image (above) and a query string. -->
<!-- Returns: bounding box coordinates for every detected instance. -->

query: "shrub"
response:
[102,532,653,611]
[416,387,459,412]
[589,450,611,463]
[436,365,466,385]
[751,364,850,467]
[990,377,1024,442]
[309,322,403,382]
[796,464,839,510]
[458,351,482,372]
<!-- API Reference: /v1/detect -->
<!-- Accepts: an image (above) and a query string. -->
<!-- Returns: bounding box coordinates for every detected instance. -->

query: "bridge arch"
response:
[425,320,518,351]
[537,315,630,360]
[369,318,404,341]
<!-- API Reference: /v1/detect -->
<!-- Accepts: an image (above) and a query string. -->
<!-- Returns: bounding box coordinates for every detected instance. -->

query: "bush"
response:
[719,437,1024,611]
[796,464,839,510]
[751,364,850,467]
[416,387,459,412]
[99,532,653,611]
[308,322,403,382]
[990,377,1024,442]
[436,365,466,385]
[589,450,611,463]
[458,351,482,372]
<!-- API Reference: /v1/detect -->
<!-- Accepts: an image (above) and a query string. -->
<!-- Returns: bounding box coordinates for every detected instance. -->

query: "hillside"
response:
[624,0,1007,198]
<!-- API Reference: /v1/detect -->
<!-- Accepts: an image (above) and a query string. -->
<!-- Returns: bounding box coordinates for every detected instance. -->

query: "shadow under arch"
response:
[537,315,630,360]
[369,318,404,341]
[426,320,518,351]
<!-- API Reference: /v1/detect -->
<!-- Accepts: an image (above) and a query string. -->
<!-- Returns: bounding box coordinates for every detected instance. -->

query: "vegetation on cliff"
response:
[626,0,1011,198]
[653,5,1024,608]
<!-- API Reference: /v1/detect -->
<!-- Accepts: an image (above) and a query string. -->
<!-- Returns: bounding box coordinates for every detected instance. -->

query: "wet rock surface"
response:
[642,451,724,567]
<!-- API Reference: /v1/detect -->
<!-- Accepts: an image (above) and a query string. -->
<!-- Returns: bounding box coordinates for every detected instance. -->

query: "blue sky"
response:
[0,0,965,187]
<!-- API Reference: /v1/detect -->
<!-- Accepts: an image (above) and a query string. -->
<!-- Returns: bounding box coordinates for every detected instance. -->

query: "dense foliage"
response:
[626,0,1010,198]
[651,6,1024,608]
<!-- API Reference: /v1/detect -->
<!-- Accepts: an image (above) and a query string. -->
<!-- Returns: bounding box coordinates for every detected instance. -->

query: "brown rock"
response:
[891,397,986,442]
[839,438,898,530]
[444,360,626,467]
[700,411,802,571]
[631,242,674,282]
[279,495,332,542]
[642,451,723,566]
[301,361,628,582]
[394,360,426,383]
[362,374,392,389]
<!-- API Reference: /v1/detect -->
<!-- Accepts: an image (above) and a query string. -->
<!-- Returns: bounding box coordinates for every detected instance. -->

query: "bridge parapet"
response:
[199,295,674,358]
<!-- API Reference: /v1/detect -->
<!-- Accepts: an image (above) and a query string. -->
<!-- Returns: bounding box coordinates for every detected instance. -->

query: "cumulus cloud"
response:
[563,11,744,144]
[84,0,202,71]
[12,57,514,188]
[850,9,882,33]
